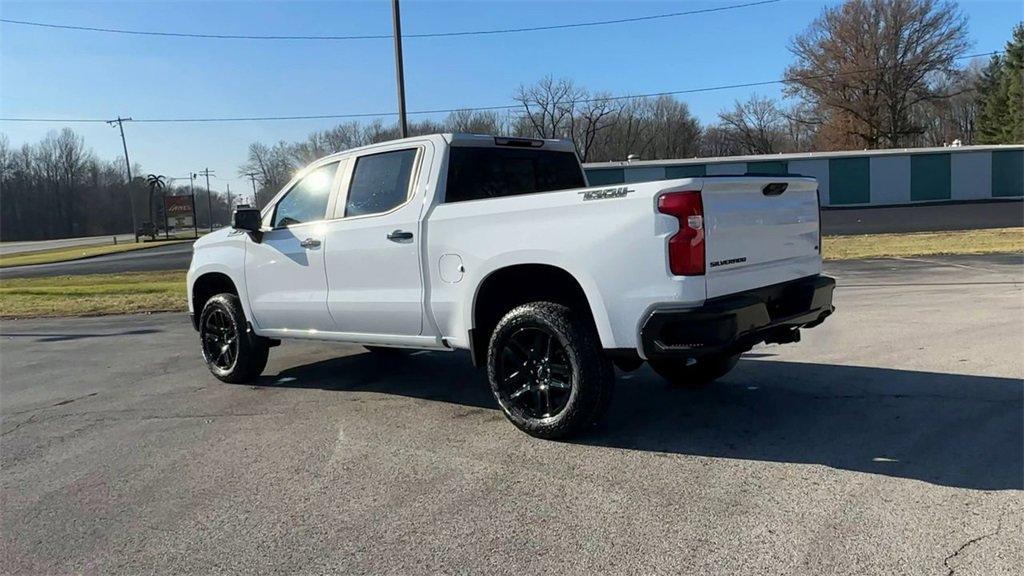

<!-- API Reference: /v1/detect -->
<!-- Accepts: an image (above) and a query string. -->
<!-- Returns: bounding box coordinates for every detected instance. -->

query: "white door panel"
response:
[245,224,333,331]
[324,144,432,337]
[324,218,423,335]
[244,160,342,332]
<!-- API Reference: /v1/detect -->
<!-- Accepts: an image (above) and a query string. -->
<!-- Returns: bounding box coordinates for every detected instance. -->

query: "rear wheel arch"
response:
[470,264,605,367]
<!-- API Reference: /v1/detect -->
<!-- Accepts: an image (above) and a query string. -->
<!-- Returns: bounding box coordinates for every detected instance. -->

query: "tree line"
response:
[0,130,135,241]
[0,130,237,241]
[2,0,1021,240]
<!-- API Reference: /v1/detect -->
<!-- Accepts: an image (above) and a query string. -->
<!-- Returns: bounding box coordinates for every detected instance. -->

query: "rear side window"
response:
[444,147,585,203]
[345,149,418,217]
[272,162,339,228]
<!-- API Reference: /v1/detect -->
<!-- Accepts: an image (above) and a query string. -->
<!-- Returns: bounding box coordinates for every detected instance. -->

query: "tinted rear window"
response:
[444,147,585,203]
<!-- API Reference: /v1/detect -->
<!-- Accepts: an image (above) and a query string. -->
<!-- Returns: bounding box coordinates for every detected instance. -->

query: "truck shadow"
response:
[1,328,162,342]
[261,351,1023,491]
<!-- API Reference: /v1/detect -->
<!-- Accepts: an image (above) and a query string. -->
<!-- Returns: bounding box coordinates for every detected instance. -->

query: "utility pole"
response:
[161,182,170,240]
[189,173,198,238]
[107,116,139,242]
[227,183,232,213]
[244,171,260,207]
[198,168,215,232]
[391,0,408,138]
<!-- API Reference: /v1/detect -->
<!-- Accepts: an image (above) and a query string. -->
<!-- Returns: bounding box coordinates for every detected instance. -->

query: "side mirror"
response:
[232,208,261,232]
[232,208,263,242]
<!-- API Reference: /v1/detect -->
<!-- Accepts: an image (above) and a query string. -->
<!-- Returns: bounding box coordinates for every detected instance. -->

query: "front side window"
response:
[345,149,418,217]
[272,162,339,228]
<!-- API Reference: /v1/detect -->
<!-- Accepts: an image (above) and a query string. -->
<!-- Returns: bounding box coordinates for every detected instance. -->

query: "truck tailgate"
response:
[700,177,821,299]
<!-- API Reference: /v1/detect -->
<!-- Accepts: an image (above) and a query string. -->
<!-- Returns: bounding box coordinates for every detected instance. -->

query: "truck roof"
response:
[445,133,577,153]
[316,133,577,164]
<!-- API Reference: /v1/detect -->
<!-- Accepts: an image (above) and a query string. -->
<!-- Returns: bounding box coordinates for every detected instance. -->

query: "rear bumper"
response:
[640,274,835,359]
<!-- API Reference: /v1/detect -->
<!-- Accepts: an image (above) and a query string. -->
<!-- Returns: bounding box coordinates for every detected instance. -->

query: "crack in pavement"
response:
[943,512,1005,576]
[51,392,99,407]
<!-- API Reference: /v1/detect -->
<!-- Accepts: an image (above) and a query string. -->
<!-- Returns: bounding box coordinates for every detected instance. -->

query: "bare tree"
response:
[647,96,703,159]
[240,141,295,207]
[446,109,504,134]
[0,134,10,183]
[0,129,135,241]
[918,62,984,145]
[513,76,583,139]
[594,98,656,161]
[569,93,617,161]
[699,125,744,157]
[785,0,970,148]
[290,122,364,165]
[717,95,789,154]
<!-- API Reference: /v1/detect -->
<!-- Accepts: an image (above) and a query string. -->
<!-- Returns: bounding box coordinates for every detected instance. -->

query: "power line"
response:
[0,1,780,41]
[0,51,999,125]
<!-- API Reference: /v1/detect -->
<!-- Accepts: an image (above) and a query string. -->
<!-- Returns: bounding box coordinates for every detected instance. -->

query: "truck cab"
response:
[188,133,834,438]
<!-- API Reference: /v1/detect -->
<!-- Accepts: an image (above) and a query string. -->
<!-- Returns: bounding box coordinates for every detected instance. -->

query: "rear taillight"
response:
[658,191,705,276]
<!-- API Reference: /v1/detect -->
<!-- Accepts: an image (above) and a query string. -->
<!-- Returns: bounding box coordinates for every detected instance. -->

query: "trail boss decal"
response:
[579,186,635,201]
[709,257,747,268]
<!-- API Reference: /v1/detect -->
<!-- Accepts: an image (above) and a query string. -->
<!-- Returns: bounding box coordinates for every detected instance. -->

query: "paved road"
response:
[1,255,1022,575]
[0,234,136,256]
[0,242,194,279]
[821,199,1023,235]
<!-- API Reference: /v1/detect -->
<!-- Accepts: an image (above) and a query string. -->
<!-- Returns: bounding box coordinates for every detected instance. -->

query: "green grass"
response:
[823,227,1024,260]
[0,228,1020,320]
[0,239,193,268]
[0,271,186,319]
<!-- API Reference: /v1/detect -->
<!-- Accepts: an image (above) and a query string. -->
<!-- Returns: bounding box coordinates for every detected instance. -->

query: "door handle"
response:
[300,238,321,248]
[387,230,413,241]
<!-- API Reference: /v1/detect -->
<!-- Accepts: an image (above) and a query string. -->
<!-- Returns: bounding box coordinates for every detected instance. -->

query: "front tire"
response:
[648,353,740,387]
[487,302,614,439]
[199,293,269,383]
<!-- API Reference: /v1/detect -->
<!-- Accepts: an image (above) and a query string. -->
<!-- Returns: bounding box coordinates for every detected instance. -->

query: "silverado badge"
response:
[579,186,635,201]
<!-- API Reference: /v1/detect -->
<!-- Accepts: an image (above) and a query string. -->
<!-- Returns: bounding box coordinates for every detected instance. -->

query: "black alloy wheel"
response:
[198,293,269,383]
[487,302,614,439]
[496,326,575,419]
[201,307,239,372]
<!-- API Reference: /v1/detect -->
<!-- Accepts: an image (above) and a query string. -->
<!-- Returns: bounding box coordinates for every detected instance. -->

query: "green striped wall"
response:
[910,154,951,201]
[992,150,1024,197]
[828,157,870,205]
[666,165,706,178]
[583,148,1024,206]
[586,168,625,185]
[747,160,788,175]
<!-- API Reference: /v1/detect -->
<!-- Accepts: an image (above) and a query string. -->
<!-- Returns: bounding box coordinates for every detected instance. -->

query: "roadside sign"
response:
[165,195,195,228]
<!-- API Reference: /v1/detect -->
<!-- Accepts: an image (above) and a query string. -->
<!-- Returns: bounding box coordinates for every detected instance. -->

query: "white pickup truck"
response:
[188,133,834,438]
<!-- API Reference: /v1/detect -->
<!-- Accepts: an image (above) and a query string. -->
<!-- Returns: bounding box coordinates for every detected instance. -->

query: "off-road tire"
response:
[648,353,741,387]
[199,293,269,383]
[487,302,614,439]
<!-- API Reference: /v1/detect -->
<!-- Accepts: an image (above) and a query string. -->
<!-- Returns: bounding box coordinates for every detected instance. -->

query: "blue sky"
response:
[1,0,1020,198]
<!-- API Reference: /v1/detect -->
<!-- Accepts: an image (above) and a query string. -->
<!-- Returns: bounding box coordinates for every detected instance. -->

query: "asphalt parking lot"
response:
[821,199,1023,235]
[1,254,1022,575]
